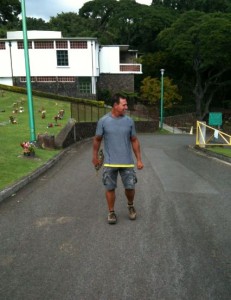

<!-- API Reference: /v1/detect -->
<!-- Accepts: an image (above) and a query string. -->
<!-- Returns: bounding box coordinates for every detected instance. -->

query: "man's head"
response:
[111,93,128,117]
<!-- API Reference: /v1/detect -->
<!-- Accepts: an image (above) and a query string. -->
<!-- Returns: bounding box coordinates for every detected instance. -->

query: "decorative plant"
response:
[20,141,36,156]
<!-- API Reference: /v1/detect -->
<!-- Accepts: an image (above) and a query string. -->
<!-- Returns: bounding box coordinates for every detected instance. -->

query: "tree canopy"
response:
[151,0,231,13]
[0,0,231,118]
[157,11,231,118]
[0,0,20,25]
[140,76,182,108]
[49,12,95,37]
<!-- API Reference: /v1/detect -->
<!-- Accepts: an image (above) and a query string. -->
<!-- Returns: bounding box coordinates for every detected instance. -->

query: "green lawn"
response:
[0,91,150,191]
[0,91,71,190]
[206,146,231,158]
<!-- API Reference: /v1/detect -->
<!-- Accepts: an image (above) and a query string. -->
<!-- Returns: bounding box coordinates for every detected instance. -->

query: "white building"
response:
[0,31,142,99]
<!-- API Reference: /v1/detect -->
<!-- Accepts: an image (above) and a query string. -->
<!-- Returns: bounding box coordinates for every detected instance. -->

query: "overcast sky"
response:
[24,0,153,21]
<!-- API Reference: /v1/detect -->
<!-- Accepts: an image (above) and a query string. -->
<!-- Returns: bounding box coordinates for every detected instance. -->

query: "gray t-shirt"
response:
[96,112,136,167]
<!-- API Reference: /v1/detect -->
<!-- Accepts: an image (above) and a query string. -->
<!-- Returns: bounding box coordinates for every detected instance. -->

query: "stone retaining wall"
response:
[97,74,134,96]
[54,120,159,148]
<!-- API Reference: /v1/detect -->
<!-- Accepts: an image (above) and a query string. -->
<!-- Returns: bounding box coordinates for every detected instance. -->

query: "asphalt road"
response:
[0,135,230,300]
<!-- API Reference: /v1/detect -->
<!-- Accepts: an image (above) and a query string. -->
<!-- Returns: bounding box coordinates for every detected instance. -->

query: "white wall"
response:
[4,40,98,77]
[7,31,62,39]
[0,42,13,77]
[0,31,139,89]
[99,47,120,73]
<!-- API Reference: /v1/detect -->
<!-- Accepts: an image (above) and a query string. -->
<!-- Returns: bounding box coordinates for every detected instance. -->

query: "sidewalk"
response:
[161,122,189,134]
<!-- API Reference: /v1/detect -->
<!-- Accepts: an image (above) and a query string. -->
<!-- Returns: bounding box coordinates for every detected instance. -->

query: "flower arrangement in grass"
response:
[20,141,36,156]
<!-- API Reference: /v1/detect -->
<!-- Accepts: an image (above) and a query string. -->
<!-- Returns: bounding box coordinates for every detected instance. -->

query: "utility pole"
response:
[160,69,165,129]
[21,0,36,141]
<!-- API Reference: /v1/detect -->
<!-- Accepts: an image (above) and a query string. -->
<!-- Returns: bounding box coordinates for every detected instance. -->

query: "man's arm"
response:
[92,135,103,167]
[131,136,144,170]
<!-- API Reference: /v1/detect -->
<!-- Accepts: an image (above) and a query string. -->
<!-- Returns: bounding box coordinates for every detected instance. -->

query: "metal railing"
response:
[196,121,231,147]
[119,64,142,73]
[71,102,156,123]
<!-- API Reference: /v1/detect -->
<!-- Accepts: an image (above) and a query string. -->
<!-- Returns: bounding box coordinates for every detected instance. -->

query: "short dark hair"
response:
[110,93,127,106]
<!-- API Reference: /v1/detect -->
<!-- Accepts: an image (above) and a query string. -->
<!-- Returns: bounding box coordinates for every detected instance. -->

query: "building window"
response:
[20,76,76,83]
[57,50,69,66]
[70,41,87,49]
[17,41,32,49]
[56,41,68,49]
[79,77,91,94]
[0,42,5,50]
[58,77,75,82]
[20,77,36,82]
[34,41,54,49]
[37,77,56,82]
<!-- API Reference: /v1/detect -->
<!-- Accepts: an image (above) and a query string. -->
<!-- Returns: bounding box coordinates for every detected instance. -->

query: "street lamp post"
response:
[160,68,165,129]
[21,0,36,141]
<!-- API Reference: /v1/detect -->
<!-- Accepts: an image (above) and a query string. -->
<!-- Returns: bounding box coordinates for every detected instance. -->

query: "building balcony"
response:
[119,64,142,73]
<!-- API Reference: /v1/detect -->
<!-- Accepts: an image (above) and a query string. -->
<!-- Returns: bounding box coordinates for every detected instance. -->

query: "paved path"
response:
[0,135,230,300]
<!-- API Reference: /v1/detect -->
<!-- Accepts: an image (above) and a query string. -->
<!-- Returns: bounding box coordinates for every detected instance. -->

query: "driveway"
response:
[0,134,230,300]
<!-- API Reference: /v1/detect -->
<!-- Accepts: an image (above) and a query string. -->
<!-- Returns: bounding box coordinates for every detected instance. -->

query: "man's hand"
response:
[92,136,103,170]
[137,160,144,170]
[131,136,143,170]
[93,149,104,171]
[92,157,101,168]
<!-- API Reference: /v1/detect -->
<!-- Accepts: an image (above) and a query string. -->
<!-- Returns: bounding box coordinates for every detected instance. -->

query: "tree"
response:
[49,12,95,37]
[110,0,146,45]
[157,11,231,119]
[79,0,128,44]
[79,0,178,48]
[0,0,21,25]
[129,5,178,52]
[79,0,144,44]
[199,0,231,13]
[140,76,182,108]
[151,0,230,13]
[11,17,50,31]
[25,17,50,31]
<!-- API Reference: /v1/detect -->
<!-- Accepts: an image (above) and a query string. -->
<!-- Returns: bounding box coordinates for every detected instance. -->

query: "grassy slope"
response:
[206,146,231,158]
[0,91,70,190]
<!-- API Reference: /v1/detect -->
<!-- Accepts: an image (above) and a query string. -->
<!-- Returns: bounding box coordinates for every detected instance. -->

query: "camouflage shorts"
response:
[102,167,137,190]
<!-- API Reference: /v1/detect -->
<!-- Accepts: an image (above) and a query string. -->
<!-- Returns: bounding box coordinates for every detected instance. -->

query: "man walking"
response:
[92,93,144,224]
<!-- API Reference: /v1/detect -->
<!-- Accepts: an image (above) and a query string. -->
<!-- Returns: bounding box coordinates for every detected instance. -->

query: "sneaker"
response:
[128,204,136,220]
[108,211,117,224]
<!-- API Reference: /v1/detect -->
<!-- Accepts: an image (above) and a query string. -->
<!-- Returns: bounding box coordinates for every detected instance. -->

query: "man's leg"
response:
[106,189,116,212]
[106,189,117,224]
[103,168,118,224]
[120,168,137,220]
[125,189,136,220]
[125,189,135,205]
[120,169,137,204]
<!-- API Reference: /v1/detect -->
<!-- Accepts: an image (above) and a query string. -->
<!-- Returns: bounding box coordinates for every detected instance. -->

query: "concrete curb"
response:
[189,145,231,164]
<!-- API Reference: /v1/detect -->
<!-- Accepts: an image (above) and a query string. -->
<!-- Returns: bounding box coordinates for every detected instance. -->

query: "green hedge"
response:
[0,84,105,108]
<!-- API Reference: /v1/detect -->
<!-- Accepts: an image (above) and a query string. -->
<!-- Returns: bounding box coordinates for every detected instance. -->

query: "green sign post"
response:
[160,69,165,129]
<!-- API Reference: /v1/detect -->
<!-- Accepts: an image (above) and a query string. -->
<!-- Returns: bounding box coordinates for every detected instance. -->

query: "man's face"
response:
[114,98,128,116]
